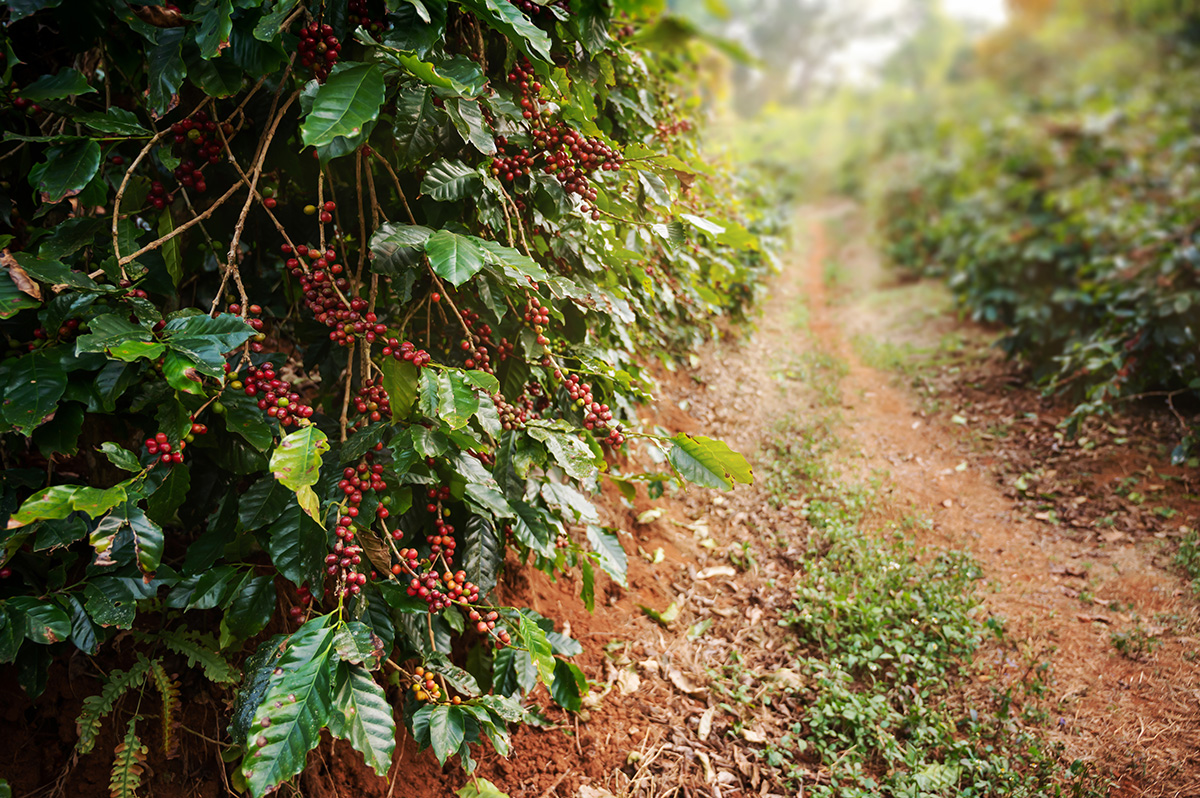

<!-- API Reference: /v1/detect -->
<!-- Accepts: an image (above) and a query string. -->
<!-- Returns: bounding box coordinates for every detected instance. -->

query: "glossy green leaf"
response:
[99,443,141,472]
[328,661,396,777]
[19,69,95,100]
[2,350,68,434]
[458,0,552,62]
[269,427,329,516]
[380,356,420,420]
[7,596,72,644]
[242,620,336,798]
[549,659,586,712]
[425,230,486,287]
[426,704,466,765]
[239,477,292,531]
[585,524,627,587]
[301,63,386,150]
[420,159,482,202]
[266,501,327,589]
[667,433,753,491]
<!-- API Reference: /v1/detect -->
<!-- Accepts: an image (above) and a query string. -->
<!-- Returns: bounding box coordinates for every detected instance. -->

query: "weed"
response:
[1174,530,1200,593]
[1110,621,1161,661]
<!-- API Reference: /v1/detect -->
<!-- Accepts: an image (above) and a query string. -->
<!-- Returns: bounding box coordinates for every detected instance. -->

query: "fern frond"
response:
[147,659,181,758]
[76,658,154,755]
[137,628,238,684]
[109,717,148,798]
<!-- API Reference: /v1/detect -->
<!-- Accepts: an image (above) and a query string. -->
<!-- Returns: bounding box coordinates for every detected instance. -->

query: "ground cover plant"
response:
[0,1,764,794]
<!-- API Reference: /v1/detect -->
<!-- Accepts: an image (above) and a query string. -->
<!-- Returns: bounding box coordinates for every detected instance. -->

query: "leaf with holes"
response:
[2,350,68,435]
[241,619,336,798]
[269,427,329,519]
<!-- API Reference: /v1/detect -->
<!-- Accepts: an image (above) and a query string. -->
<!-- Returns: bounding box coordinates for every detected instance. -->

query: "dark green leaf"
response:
[99,443,141,472]
[65,594,98,655]
[425,230,486,287]
[458,0,552,62]
[242,620,336,797]
[146,462,190,524]
[20,69,95,101]
[222,574,276,640]
[8,596,72,644]
[239,477,292,531]
[461,514,501,599]
[393,83,450,167]
[421,159,482,202]
[445,98,496,154]
[328,662,396,777]
[146,28,188,115]
[426,704,466,765]
[370,223,434,277]
[267,502,327,589]
[2,350,68,434]
[301,63,386,150]
[549,659,586,711]
[33,138,101,204]
[586,524,627,587]
[228,634,289,745]
[194,0,234,59]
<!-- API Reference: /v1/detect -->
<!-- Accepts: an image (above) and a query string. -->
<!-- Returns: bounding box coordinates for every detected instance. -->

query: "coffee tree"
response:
[0,0,764,794]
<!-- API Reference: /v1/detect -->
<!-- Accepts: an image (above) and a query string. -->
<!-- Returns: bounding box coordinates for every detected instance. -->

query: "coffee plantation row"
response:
[875,5,1200,456]
[0,1,767,795]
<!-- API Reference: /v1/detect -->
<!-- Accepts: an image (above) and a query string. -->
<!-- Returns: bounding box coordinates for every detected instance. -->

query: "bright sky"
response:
[828,0,1009,83]
[942,0,1008,26]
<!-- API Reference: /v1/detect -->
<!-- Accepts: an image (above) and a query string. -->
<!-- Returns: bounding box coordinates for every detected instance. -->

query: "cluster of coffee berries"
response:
[493,391,539,431]
[326,529,366,597]
[32,318,81,343]
[423,486,457,559]
[226,303,266,337]
[230,362,315,427]
[411,666,444,702]
[381,338,432,366]
[169,111,230,193]
[288,583,314,621]
[523,296,551,346]
[490,139,536,182]
[347,0,388,32]
[655,117,693,141]
[283,243,353,331]
[305,199,337,223]
[327,460,389,597]
[557,371,624,446]
[507,57,542,120]
[507,0,568,16]
[11,96,43,116]
[350,378,391,430]
[149,180,171,210]
[144,431,186,466]
[469,608,511,645]
[458,309,495,372]
[298,22,341,82]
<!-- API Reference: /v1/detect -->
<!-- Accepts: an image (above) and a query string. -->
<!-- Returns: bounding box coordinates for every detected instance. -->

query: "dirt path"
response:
[799,206,1200,797]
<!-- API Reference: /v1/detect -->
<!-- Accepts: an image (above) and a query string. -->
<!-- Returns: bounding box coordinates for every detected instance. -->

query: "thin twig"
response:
[340,343,355,442]
[213,90,301,314]
[118,179,244,269]
[428,271,473,338]
[369,149,417,225]
[355,148,368,283]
